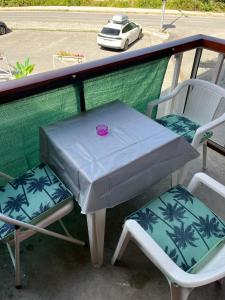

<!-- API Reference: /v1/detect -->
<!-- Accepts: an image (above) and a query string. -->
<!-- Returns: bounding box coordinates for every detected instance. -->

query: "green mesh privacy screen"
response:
[0,57,170,179]
[83,57,170,114]
[0,84,80,178]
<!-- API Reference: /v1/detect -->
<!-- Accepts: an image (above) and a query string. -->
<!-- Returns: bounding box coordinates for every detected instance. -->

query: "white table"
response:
[40,101,199,266]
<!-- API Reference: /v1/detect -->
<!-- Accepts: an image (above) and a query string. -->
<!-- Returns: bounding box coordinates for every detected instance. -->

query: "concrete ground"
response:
[0,148,225,300]
[0,29,163,73]
[0,6,224,76]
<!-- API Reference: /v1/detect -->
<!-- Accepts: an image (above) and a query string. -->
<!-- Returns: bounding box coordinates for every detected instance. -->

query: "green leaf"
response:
[13,57,35,79]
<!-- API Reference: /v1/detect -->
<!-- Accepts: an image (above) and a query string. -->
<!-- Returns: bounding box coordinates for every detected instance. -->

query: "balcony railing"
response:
[0,34,225,177]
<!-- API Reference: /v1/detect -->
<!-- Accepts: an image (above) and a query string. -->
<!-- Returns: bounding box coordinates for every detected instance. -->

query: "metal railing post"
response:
[211,53,224,84]
[183,47,203,113]
[169,52,183,114]
[160,0,167,31]
[190,47,203,79]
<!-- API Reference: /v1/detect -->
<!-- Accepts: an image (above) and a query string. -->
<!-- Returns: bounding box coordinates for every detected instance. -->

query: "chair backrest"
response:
[183,79,225,125]
[0,55,12,81]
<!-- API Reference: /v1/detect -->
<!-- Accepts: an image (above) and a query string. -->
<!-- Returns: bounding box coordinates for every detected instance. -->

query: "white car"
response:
[97,14,142,51]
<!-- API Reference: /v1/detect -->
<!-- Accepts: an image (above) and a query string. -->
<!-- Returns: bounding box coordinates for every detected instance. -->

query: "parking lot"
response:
[0,29,163,74]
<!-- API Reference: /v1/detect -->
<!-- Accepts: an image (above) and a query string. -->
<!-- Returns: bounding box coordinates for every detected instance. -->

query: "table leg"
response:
[171,163,190,187]
[171,170,179,186]
[86,208,106,267]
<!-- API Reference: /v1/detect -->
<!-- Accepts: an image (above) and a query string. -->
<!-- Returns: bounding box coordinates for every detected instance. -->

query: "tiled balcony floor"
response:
[0,147,225,300]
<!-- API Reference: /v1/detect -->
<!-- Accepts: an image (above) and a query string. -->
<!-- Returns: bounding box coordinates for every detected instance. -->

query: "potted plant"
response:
[55,51,85,63]
[13,57,35,79]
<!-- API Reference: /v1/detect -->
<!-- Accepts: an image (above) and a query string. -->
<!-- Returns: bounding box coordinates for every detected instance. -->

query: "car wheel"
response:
[123,39,129,51]
[0,26,6,35]
[138,29,142,40]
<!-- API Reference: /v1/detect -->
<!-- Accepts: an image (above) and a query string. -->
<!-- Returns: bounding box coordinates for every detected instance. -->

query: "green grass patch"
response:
[1,0,225,11]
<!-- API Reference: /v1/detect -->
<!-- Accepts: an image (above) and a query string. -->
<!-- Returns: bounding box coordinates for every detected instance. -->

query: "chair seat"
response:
[0,163,73,240]
[156,114,213,143]
[127,185,225,273]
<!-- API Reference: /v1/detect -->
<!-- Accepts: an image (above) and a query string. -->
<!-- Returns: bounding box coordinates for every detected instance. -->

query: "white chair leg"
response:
[58,219,85,245]
[86,208,106,267]
[14,226,21,289]
[202,141,207,170]
[170,282,192,300]
[59,219,71,236]
[111,223,131,265]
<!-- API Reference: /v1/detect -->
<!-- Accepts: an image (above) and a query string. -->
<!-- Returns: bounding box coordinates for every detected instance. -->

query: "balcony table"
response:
[40,100,199,267]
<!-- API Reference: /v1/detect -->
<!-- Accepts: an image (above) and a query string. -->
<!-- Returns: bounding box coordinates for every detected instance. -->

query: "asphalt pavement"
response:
[0,7,225,39]
[0,7,224,83]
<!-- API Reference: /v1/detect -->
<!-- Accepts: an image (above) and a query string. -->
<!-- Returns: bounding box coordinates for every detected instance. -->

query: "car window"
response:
[122,23,133,33]
[130,22,137,29]
[101,27,120,36]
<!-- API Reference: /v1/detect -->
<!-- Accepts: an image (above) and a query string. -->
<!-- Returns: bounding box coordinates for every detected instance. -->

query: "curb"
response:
[8,26,169,40]
[0,6,225,17]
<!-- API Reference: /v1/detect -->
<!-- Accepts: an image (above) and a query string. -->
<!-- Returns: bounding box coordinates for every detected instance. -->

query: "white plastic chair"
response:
[0,163,85,288]
[147,79,225,171]
[112,172,225,300]
[0,55,13,81]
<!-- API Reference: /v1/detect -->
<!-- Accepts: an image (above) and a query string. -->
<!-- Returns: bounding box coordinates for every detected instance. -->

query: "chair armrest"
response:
[147,96,173,118]
[191,112,225,148]
[126,220,225,288]
[0,213,52,234]
[187,172,225,199]
[0,212,79,244]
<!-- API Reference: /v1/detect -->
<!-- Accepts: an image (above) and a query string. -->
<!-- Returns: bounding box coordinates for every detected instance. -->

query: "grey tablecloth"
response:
[40,101,199,214]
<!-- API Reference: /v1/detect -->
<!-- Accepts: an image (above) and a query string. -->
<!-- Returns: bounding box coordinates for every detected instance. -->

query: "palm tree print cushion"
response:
[156,114,213,143]
[127,185,225,273]
[0,163,72,240]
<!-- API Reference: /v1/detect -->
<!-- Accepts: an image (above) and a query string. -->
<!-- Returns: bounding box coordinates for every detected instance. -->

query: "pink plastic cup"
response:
[96,124,109,136]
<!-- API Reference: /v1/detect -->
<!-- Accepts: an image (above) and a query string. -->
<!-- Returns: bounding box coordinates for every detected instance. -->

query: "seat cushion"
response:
[156,114,213,143]
[0,163,73,240]
[127,185,225,273]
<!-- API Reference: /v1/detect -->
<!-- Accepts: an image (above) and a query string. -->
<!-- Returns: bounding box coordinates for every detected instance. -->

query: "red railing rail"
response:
[0,34,225,153]
[2,34,225,105]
